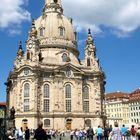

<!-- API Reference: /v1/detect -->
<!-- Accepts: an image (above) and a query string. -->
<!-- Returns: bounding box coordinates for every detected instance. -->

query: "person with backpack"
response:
[130,125,136,140]
[121,124,128,140]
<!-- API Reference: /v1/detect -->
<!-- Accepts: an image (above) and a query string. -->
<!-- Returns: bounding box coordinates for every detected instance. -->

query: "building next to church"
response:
[129,88,140,126]
[6,0,106,130]
[105,92,129,127]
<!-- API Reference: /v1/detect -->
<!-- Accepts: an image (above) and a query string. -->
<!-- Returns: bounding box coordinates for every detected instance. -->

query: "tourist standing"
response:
[25,127,30,140]
[87,126,94,140]
[18,127,23,140]
[137,127,140,140]
[34,121,47,140]
[130,125,136,140]
[104,126,110,140]
[70,130,74,140]
[111,122,122,140]
[96,125,103,140]
[121,124,128,140]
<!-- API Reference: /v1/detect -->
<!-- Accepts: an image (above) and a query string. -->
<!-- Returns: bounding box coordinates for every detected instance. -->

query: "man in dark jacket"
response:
[34,121,47,140]
[87,126,94,140]
[25,127,30,140]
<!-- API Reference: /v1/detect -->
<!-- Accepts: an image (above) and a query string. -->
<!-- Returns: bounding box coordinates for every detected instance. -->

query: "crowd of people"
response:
[6,122,140,140]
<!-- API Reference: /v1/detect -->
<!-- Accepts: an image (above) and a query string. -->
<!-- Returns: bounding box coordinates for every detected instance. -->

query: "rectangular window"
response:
[83,101,89,112]
[44,99,49,112]
[24,99,29,112]
[66,100,71,112]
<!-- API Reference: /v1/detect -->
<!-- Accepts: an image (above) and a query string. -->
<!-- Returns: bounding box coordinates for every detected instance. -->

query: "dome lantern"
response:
[44,0,63,14]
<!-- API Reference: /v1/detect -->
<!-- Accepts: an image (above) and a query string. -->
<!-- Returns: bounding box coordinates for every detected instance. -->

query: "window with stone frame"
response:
[83,86,89,112]
[24,99,29,112]
[27,52,30,60]
[59,27,65,36]
[65,84,71,98]
[62,53,68,62]
[44,99,50,112]
[24,83,30,97]
[65,84,71,112]
[44,119,50,127]
[85,119,91,127]
[83,86,89,99]
[87,58,91,66]
[44,84,49,98]
[43,84,50,112]
[66,100,71,112]
[83,101,89,112]
[40,27,45,36]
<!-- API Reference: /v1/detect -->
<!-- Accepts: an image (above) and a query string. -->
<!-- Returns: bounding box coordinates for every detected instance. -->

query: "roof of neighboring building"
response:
[129,88,140,102]
[0,102,6,106]
[105,91,129,100]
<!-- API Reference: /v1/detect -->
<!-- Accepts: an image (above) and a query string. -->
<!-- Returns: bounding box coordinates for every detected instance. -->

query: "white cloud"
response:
[62,0,140,37]
[0,0,31,32]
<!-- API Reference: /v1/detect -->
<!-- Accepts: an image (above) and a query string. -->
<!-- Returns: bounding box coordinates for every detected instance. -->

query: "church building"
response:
[6,0,106,130]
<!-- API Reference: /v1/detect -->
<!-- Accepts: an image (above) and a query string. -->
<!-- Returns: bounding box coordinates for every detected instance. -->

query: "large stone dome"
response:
[34,0,77,52]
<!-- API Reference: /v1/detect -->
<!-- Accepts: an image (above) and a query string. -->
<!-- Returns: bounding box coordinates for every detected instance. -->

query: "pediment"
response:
[54,63,84,74]
[16,65,34,77]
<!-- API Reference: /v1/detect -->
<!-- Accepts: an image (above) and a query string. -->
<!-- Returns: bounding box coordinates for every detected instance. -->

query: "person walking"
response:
[34,121,47,140]
[96,125,103,140]
[137,127,140,140]
[70,130,74,140]
[130,125,136,140]
[104,126,110,140]
[111,122,122,140]
[121,124,128,140]
[18,127,23,140]
[25,127,30,140]
[87,126,94,140]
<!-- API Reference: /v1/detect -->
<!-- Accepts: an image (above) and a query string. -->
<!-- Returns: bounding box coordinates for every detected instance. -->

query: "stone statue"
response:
[10,106,15,119]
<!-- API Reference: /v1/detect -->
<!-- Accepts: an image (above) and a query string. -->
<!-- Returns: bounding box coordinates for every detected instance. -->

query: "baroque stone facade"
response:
[6,0,106,130]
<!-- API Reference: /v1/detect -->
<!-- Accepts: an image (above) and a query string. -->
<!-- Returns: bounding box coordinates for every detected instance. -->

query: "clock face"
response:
[29,44,32,49]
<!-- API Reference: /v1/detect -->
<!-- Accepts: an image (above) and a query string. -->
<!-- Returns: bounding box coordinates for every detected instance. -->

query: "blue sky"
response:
[0,0,140,101]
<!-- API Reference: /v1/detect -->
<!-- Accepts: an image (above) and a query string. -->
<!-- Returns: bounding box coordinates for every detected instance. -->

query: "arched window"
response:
[83,86,89,99]
[87,58,90,66]
[59,27,65,36]
[44,119,50,127]
[65,84,71,112]
[85,119,91,127]
[54,0,58,3]
[62,53,67,62]
[40,27,45,36]
[65,84,71,98]
[27,52,30,60]
[44,84,49,98]
[44,84,50,112]
[24,83,30,97]
[83,86,89,112]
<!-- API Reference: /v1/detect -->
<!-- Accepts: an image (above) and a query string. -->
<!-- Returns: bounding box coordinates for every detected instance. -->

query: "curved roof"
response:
[105,91,129,100]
